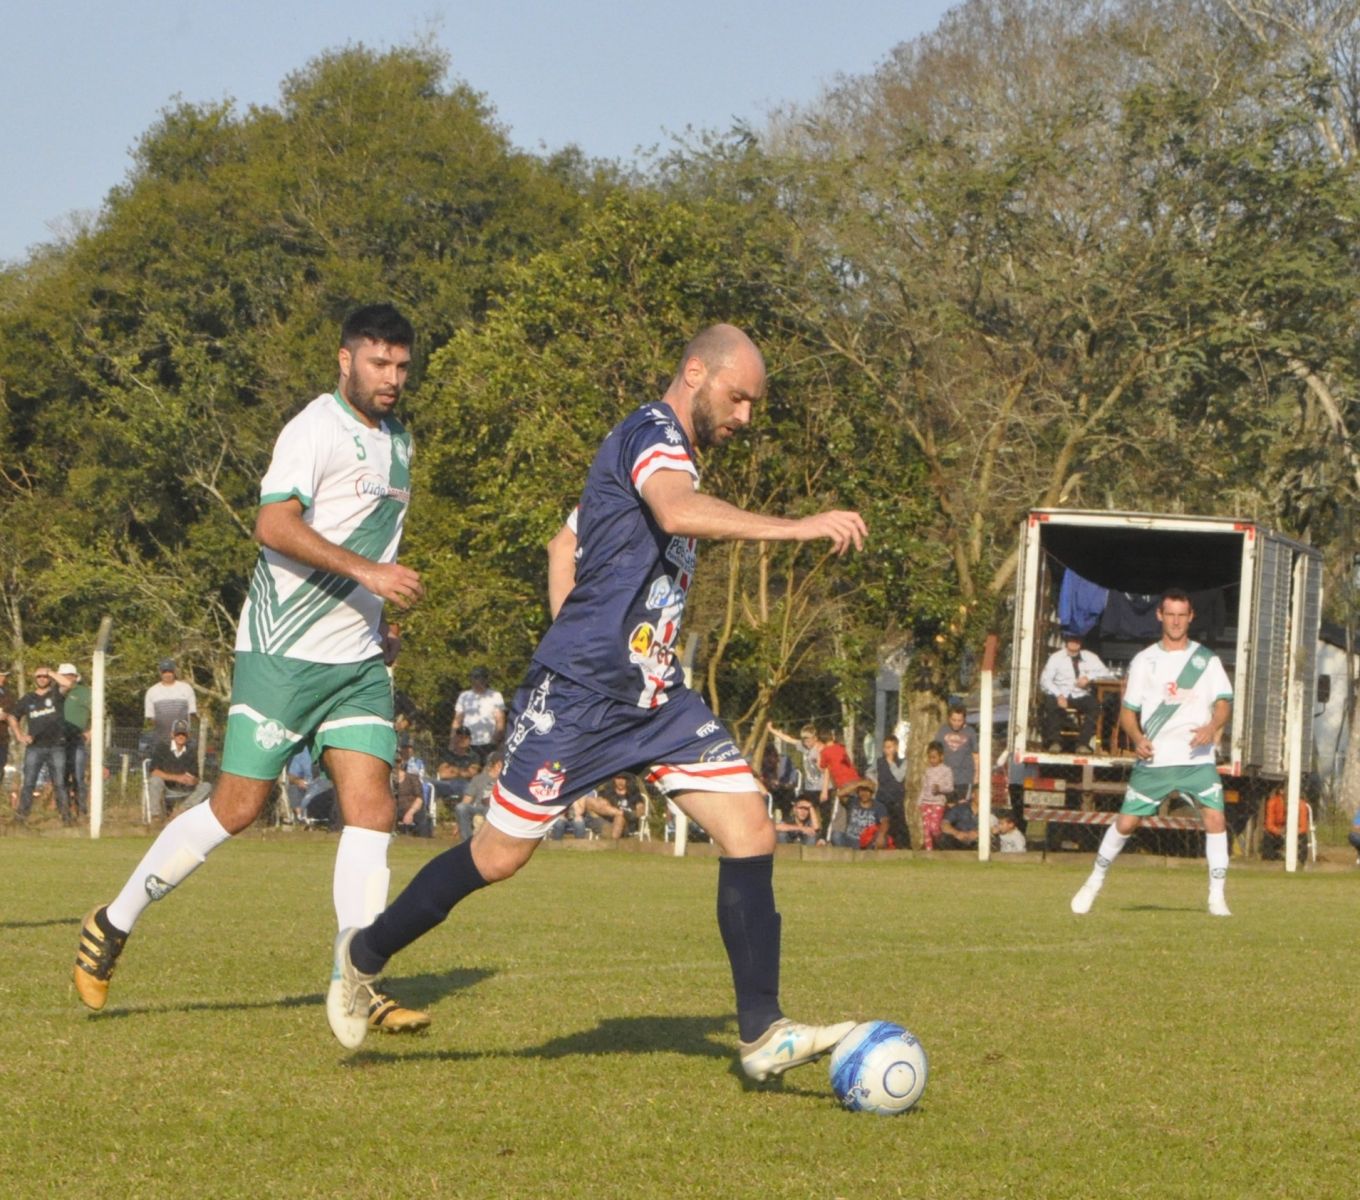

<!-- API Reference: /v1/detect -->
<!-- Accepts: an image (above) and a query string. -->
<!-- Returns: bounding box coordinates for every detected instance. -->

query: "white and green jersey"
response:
[235,392,413,663]
[1122,641,1232,767]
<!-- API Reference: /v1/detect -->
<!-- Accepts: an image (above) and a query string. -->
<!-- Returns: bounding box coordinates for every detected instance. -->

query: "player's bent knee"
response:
[470,826,537,883]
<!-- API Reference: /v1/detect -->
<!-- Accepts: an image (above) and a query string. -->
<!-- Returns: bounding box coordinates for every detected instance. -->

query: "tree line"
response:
[3,2,1358,797]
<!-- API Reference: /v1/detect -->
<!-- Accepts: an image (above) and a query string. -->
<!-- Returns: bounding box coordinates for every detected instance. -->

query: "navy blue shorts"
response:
[490,666,758,839]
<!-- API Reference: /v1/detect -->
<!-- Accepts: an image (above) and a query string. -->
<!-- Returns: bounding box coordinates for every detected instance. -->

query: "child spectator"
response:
[918,740,953,851]
[995,812,1026,853]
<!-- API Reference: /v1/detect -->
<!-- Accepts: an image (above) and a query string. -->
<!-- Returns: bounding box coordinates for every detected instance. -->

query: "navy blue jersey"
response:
[533,403,699,708]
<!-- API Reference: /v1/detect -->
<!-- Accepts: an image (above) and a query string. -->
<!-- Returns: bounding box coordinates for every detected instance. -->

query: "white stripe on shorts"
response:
[646,762,760,795]
[486,783,564,841]
[316,714,393,733]
[228,704,303,743]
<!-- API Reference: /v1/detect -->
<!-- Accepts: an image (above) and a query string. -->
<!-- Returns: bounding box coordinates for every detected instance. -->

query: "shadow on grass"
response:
[1120,904,1204,913]
[345,1012,838,1099]
[0,915,81,930]
[92,966,492,1021]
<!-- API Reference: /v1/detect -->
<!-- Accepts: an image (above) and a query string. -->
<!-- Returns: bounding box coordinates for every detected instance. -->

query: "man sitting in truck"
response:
[1070,589,1234,917]
[1038,631,1109,753]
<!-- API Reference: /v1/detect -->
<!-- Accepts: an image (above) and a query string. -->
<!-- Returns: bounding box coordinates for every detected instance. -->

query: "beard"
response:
[343,372,399,423]
[692,381,727,449]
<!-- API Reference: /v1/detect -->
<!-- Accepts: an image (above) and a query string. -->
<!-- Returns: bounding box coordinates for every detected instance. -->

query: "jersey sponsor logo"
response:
[144,873,176,901]
[254,719,288,751]
[700,738,743,763]
[629,622,656,656]
[355,474,412,504]
[393,438,411,468]
[1162,682,1183,702]
[665,536,697,578]
[696,720,719,737]
[646,575,686,611]
[529,761,567,802]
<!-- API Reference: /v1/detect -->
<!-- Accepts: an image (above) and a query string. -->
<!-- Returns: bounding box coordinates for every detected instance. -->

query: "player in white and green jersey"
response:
[1071,589,1235,917]
[75,305,431,1033]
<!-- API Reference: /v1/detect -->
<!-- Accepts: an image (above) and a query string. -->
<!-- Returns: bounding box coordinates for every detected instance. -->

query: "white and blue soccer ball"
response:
[829,1020,928,1115]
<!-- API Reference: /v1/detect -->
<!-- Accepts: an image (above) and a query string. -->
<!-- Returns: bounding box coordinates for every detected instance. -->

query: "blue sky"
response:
[3,0,955,264]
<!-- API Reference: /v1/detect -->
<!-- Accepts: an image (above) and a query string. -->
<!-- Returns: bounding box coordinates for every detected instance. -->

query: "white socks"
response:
[333,826,391,930]
[1206,830,1229,901]
[1086,825,1130,891]
[105,802,231,933]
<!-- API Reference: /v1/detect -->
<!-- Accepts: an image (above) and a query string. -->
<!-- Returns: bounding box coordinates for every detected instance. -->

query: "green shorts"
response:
[1120,763,1224,817]
[220,652,396,780]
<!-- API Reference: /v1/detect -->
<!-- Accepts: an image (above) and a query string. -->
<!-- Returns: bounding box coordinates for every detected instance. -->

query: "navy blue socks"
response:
[351,839,488,975]
[716,854,784,1043]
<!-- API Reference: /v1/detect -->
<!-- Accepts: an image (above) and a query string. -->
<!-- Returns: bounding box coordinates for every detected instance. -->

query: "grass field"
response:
[2,832,1356,1199]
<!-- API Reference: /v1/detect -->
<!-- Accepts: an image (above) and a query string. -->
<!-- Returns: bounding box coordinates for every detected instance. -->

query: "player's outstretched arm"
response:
[255,499,423,609]
[641,470,866,553]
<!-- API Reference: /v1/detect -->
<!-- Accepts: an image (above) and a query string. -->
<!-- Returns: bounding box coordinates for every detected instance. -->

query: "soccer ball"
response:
[829,1020,928,1115]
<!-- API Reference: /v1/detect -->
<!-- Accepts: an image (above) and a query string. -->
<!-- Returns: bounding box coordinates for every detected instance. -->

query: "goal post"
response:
[88,616,113,839]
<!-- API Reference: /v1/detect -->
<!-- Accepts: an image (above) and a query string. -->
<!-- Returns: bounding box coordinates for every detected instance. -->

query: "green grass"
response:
[2,833,1356,1199]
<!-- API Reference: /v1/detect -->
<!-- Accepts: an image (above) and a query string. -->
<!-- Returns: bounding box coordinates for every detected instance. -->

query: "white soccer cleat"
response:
[1208,896,1232,918]
[1070,883,1099,915]
[326,928,379,1050]
[739,1017,857,1082]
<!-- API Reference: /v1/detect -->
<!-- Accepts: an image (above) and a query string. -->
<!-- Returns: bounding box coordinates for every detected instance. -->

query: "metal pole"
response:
[89,616,113,839]
[978,635,998,863]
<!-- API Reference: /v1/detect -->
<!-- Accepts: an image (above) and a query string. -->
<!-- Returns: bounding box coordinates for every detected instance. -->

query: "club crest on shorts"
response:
[529,761,567,802]
[254,719,288,750]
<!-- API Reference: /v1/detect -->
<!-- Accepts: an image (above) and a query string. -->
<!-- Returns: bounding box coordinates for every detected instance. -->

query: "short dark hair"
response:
[340,304,414,351]
[927,740,945,755]
[1160,588,1192,608]
[948,703,967,717]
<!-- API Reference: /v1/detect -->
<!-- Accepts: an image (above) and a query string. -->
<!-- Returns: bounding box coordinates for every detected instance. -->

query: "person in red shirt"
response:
[818,730,859,823]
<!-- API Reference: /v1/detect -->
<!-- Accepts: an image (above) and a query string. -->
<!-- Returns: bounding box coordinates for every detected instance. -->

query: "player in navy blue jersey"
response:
[326,324,868,1081]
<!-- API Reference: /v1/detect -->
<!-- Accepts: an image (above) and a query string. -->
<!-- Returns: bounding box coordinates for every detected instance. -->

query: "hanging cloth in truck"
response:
[1057,568,1109,637]
[1100,591,1161,639]
[1187,588,1227,647]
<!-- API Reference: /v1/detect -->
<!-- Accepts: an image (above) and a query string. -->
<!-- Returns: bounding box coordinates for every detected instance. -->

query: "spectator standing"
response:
[766,723,826,814]
[7,667,72,823]
[817,730,860,823]
[144,659,197,748]
[917,741,954,851]
[451,667,506,765]
[146,720,213,815]
[57,663,92,817]
[870,734,911,849]
[935,704,979,800]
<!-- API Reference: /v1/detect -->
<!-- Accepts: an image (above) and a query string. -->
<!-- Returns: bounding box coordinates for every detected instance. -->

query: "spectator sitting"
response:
[775,796,821,846]
[917,740,954,851]
[432,729,479,806]
[938,792,982,850]
[817,729,861,825]
[1260,788,1309,862]
[995,812,1027,853]
[830,780,889,849]
[580,785,635,840]
[1039,632,1109,753]
[549,796,591,841]
[394,743,431,837]
[603,772,647,835]
[147,720,212,816]
[455,753,501,843]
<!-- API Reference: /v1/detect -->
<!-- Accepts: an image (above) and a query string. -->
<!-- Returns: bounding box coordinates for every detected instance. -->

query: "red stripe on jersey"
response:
[648,763,753,781]
[630,447,693,483]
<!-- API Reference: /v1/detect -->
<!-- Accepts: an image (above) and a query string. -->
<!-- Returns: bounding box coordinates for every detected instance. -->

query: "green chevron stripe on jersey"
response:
[1138,643,1213,741]
[244,496,403,656]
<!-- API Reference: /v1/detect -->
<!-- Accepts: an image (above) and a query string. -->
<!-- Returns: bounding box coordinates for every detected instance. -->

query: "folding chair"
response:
[140,759,154,824]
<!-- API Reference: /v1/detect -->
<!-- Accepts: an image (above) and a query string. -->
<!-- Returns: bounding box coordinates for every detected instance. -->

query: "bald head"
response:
[675,323,763,384]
